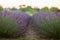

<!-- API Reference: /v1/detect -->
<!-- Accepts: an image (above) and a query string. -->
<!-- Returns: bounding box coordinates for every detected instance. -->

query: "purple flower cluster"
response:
[31,11,49,29]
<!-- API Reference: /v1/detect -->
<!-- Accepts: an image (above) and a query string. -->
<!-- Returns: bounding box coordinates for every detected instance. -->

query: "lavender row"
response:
[31,11,60,39]
[0,10,31,38]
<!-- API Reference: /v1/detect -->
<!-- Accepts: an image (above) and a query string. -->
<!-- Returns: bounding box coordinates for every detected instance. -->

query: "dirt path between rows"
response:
[26,24,38,40]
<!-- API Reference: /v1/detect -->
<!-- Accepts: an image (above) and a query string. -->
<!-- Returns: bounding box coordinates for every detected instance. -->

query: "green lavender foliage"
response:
[38,17,60,38]
[0,16,22,38]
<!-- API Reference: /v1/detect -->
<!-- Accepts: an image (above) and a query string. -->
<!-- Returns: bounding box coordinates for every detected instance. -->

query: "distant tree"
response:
[41,7,49,12]
[0,5,3,11]
[10,7,17,10]
[33,7,40,11]
[25,6,39,14]
[19,4,26,8]
[26,6,32,9]
[25,6,33,13]
[19,5,27,12]
[50,7,59,12]
[57,9,60,12]
[19,8,27,12]
[19,6,33,13]
[19,5,40,14]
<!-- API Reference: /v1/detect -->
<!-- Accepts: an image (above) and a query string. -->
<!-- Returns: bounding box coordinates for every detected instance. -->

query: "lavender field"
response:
[0,7,60,40]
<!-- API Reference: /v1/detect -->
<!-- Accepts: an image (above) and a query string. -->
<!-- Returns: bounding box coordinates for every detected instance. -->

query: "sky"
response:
[0,0,60,9]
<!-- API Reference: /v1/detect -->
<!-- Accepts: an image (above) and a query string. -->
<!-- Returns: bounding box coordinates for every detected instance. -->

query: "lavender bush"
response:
[31,11,60,39]
[1,10,31,38]
[0,11,2,16]
[0,16,19,38]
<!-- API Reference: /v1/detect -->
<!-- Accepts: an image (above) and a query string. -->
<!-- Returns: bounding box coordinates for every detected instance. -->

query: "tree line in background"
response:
[0,5,60,14]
